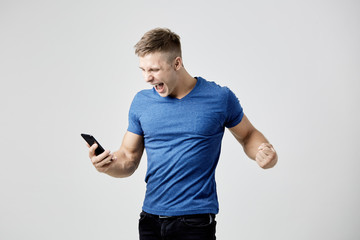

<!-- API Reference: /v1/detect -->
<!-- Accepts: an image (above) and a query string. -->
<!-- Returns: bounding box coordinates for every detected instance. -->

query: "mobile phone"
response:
[81,133,105,156]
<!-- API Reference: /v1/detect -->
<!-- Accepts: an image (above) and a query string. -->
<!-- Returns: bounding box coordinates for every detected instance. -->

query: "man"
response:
[88,28,278,240]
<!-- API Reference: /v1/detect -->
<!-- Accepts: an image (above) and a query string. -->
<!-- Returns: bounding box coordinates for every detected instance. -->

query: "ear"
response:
[173,57,182,70]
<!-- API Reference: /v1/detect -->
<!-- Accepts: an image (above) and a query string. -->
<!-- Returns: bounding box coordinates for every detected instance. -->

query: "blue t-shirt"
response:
[128,76,244,216]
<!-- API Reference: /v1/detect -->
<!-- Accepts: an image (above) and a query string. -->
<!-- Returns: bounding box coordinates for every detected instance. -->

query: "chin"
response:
[158,89,170,98]
[159,93,169,98]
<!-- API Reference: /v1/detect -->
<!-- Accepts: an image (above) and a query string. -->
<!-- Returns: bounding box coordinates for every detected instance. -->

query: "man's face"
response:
[139,52,178,98]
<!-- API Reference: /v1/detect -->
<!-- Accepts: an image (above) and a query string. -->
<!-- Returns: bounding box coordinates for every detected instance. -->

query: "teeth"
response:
[154,83,163,90]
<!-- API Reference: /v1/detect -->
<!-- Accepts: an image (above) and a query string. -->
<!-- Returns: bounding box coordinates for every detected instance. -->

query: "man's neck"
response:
[173,71,197,99]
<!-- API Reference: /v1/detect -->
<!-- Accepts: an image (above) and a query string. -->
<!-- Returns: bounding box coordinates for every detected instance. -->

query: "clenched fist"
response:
[255,143,278,169]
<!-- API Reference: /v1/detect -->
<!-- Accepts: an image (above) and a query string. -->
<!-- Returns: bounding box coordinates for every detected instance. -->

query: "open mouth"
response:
[155,83,164,92]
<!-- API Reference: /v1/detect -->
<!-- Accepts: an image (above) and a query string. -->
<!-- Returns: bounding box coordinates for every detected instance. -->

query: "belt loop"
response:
[209,213,213,224]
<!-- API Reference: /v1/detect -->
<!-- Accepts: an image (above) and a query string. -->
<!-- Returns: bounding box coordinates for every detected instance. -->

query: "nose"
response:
[144,71,154,83]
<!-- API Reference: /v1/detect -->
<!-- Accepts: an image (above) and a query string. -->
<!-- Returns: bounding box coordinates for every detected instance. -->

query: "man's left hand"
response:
[255,143,278,169]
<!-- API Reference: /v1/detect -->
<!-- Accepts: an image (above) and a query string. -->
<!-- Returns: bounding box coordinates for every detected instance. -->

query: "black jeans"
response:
[139,211,216,240]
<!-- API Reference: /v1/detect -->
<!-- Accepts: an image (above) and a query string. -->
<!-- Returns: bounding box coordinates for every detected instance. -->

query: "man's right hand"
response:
[85,131,144,178]
[88,143,117,173]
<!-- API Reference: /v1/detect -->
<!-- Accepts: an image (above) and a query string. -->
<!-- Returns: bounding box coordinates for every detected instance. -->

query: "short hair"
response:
[134,28,182,60]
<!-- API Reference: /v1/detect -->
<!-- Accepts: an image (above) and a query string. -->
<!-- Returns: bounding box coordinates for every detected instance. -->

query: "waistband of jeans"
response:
[142,211,215,219]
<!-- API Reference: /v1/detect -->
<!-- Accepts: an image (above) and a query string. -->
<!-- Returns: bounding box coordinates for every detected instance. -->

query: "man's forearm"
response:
[242,129,269,160]
[229,115,277,168]
[104,150,142,178]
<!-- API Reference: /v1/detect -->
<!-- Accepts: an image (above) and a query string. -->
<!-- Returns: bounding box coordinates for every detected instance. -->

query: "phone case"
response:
[81,133,105,156]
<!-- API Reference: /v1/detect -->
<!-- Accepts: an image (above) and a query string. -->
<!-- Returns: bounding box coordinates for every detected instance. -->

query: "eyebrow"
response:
[139,67,160,71]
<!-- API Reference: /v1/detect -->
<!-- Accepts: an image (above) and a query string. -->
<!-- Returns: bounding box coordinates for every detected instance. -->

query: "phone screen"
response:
[81,133,105,156]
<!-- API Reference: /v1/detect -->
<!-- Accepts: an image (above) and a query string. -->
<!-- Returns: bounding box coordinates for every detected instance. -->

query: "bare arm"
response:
[229,114,278,169]
[89,131,144,178]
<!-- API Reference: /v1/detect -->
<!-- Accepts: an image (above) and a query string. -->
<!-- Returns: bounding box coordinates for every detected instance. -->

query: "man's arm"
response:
[88,131,144,177]
[229,114,278,169]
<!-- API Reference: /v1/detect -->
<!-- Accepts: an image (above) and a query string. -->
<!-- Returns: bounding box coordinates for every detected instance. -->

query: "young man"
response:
[88,28,278,240]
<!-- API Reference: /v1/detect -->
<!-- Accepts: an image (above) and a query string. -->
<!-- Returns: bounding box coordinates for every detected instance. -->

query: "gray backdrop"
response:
[1,0,359,239]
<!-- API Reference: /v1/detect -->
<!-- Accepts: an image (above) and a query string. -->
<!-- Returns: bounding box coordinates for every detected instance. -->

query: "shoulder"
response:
[131,89,156,103]
[197,76,234,99]
[134,89,153,98]
[129,89,156,115]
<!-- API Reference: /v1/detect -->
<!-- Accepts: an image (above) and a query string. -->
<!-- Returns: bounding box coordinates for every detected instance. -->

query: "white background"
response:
[1,0,359,239]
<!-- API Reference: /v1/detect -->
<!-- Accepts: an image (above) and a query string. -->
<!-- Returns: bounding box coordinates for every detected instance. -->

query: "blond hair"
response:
[134,28,182,61]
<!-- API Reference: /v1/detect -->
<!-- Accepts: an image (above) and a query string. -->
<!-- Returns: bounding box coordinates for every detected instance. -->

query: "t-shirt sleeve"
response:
[224,88,244,128]
[127,94,144,136]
